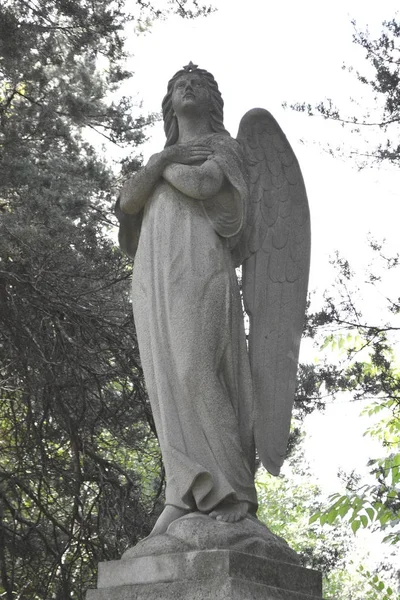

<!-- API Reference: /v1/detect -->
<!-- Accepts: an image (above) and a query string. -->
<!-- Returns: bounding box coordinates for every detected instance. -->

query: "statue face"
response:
[171,73,210,117]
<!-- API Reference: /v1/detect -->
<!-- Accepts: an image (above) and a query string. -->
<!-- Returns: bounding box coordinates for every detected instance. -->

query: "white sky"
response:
[118,0,400,569]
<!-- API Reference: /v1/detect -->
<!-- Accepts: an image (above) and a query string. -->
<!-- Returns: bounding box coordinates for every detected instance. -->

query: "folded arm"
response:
[162,159,224,200]
[118,152,169,215]
[118,143,214,215]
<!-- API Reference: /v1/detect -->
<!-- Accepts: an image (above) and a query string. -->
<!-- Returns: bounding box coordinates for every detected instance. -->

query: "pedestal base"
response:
[86,549,323,600]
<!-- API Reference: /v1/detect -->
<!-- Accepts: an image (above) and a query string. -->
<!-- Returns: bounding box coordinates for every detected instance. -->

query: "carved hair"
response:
[162,64,229,146]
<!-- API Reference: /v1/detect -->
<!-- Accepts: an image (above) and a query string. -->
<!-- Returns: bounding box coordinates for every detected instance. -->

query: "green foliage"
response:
[324,562,400,600]
[358,565,398,600]
[310,483,399,541]
[255,446,398,600]
[310,443,400,545]
[303,241,400,559]
[256,440,351,578]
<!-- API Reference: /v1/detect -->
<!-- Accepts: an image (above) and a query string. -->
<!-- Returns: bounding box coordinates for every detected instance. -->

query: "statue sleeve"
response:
[200,135,249,242]
[115,195,143,259]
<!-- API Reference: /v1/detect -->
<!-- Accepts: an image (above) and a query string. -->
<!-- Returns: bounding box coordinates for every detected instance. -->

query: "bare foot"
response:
[148,505,190,538]
[209,500,250,523]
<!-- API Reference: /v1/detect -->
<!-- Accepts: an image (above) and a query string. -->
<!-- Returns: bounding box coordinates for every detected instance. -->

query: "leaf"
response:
[320,334,333,351]
[360,515,368,528]
[309,512,320,525]
[365,507,375,521]
[351,520,361,533]
[338,504,350,518]
[326,510,337,525]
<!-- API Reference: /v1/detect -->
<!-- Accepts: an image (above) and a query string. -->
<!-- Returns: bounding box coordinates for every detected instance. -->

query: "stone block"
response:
[86,549,323,600]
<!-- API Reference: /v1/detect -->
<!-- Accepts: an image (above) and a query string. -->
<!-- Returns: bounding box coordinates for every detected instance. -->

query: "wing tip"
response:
[238,108,276,137]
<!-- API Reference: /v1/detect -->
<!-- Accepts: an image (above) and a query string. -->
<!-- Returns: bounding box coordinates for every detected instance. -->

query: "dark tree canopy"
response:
[0,1,211,597]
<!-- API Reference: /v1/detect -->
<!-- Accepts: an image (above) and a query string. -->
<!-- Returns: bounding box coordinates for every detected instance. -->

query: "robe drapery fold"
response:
[120,134,257,512]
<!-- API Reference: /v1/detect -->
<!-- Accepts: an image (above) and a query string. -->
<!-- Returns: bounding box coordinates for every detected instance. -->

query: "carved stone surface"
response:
[86,549,323,600]
[122,513,300,565]
[103,62,316,600]
[116,63,311,534]
[86,516,326,600]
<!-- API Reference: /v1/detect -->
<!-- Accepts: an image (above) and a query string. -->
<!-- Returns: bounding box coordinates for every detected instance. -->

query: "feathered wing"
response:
[235,108,311,476]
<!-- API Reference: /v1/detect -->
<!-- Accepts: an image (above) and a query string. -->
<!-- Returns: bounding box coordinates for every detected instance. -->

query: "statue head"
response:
[162,62,228,146]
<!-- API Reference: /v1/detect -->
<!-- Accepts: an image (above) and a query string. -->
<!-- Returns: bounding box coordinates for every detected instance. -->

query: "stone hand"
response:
[163,143,212,165]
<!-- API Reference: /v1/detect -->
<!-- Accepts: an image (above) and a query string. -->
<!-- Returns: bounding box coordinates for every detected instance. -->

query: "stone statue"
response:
[116,62,310,539]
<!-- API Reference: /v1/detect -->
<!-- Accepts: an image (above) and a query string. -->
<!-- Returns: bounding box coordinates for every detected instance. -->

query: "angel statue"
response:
[116,62,310,539]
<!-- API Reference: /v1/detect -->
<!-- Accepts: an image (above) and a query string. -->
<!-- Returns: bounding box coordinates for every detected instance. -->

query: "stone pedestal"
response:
[86,549,322,599]
[87,515,324,599]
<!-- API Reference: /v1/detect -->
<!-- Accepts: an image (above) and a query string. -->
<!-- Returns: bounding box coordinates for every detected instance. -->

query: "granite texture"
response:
[86,548,323,600]
[87,580,322,600]
[86,509,324,600]
[95,61,315,600]
[116,63,311,536]
[122,513,300,566]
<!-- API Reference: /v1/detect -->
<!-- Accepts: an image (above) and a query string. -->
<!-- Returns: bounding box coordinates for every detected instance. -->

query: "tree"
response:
[291,16,400,551]
[285,13,400,542]
[256,433,399,600]
[0,1,210,597]
[284,16,400,595]
[305,246,400,596]
[256,443,351,576]
[290,18,400,167]
[305,242,400,542]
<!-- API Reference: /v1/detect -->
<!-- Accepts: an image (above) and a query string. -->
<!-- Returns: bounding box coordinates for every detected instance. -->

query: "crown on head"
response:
[182,61,199,72]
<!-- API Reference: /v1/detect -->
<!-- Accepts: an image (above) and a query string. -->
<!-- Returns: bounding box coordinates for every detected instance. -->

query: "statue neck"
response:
[177,115,213,143]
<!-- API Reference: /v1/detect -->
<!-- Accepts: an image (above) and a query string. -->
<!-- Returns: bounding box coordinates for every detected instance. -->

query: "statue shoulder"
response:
[206,133,247,179]
[207,132,243,154]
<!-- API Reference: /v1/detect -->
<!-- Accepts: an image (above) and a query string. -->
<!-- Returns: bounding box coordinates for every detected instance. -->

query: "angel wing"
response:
[235,108,311,476]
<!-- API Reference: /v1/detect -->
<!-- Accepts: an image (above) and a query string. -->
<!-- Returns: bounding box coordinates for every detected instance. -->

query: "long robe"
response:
[121,134,257,512]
